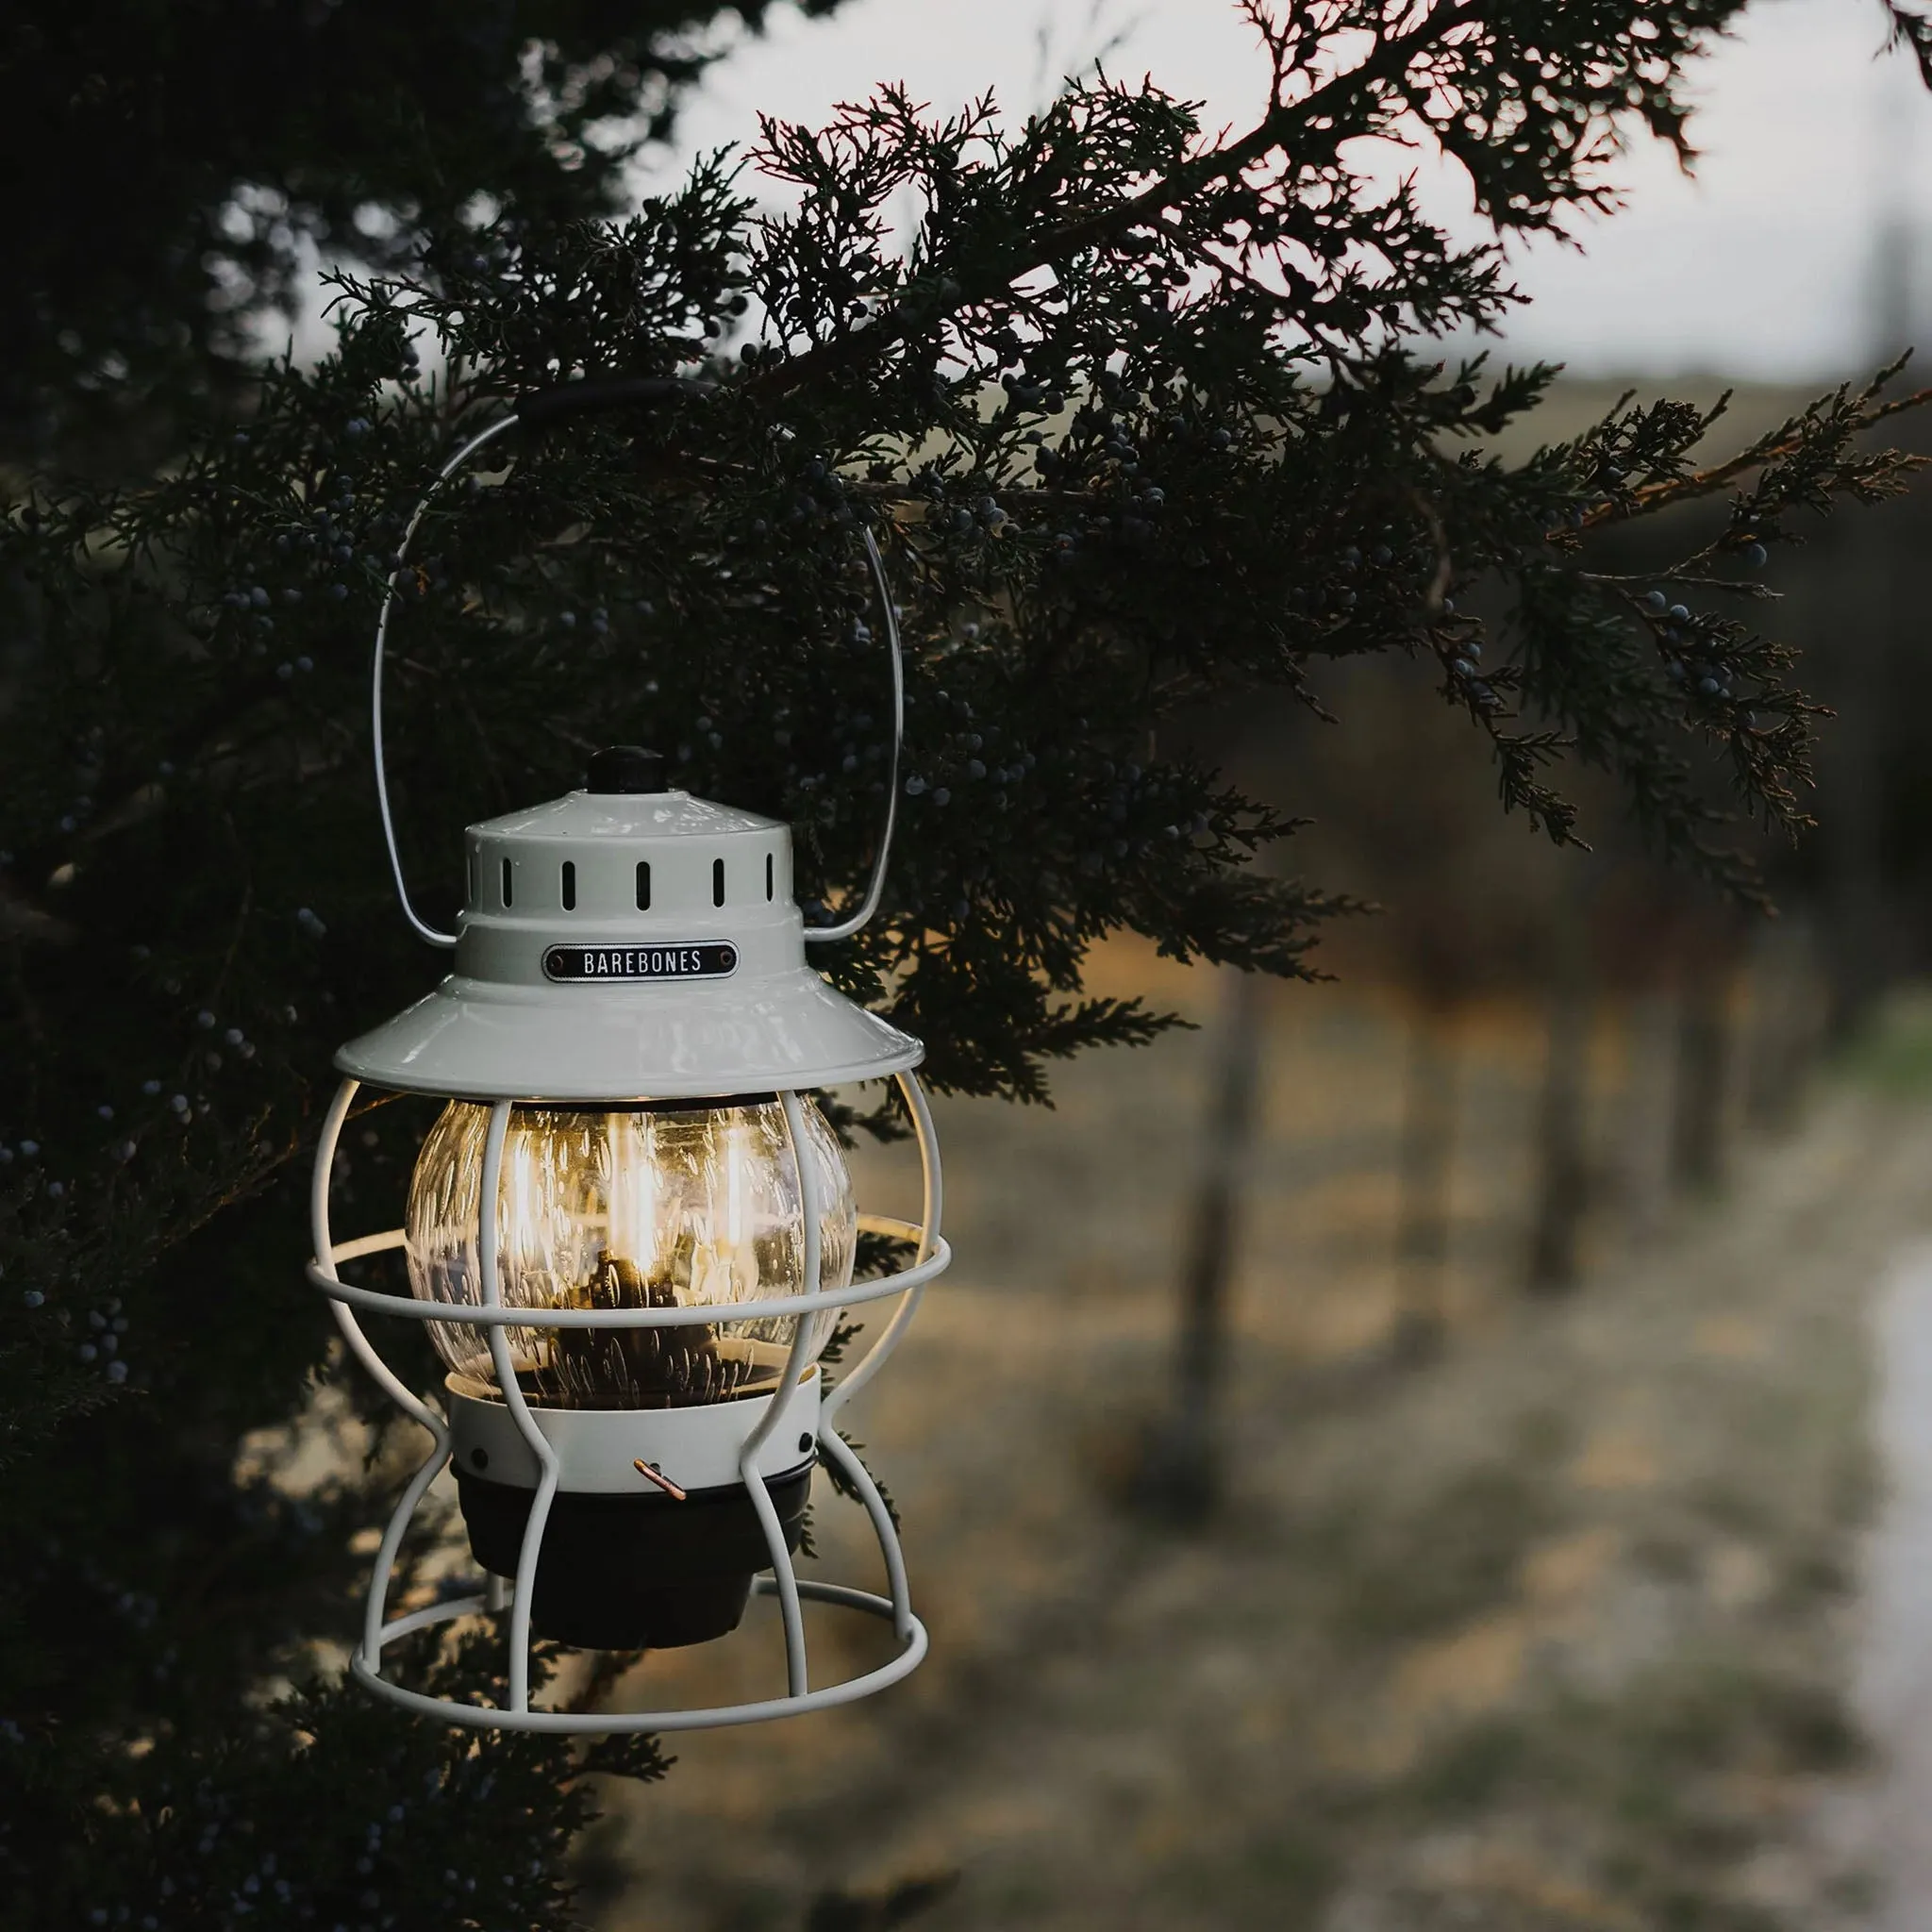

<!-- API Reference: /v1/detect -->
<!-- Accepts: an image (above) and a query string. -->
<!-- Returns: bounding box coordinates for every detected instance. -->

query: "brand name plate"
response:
[542,942,739,983]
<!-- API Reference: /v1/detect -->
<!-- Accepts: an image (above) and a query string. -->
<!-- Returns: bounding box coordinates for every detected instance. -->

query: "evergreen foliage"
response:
[1,0,838,456]
[3,3,1929,1925]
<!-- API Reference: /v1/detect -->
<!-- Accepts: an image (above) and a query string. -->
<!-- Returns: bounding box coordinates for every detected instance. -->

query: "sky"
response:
[633,0,1932,381]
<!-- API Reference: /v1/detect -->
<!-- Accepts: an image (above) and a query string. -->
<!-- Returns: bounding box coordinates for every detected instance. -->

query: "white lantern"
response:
[308,411,948,1732]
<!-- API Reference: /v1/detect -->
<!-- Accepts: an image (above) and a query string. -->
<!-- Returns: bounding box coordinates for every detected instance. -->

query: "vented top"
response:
[334,778,920,1102]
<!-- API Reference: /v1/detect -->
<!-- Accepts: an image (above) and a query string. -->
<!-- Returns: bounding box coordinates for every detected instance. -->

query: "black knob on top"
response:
[586,745,668,794]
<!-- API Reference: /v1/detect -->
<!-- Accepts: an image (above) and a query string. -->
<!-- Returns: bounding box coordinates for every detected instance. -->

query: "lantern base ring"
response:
[346,1579,929,1733]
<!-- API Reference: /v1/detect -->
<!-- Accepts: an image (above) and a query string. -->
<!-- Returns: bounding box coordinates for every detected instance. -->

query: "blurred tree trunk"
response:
[1146,966,1265,1518]
[1393,998,1458,1357]
[1527,884,1593,1294]
[1742,912,1820,1133]
[1671,961,1731,1192]
[1811,525,1893,1038]
[1617,991,1677,1242]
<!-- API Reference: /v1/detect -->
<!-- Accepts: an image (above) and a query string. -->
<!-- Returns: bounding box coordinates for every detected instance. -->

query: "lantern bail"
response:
[369,387,903,954]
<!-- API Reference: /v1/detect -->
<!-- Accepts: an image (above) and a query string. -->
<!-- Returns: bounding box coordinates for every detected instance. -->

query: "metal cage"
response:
[308,1069,949,1733]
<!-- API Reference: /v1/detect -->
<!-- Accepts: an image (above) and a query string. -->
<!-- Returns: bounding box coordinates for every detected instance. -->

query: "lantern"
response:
[308,402,949,1732]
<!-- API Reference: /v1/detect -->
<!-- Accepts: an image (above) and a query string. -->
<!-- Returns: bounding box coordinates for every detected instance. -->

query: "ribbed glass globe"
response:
[405,1096,855,1407]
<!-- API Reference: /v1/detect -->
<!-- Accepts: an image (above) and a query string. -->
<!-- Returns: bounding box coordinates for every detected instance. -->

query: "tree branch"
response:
[744,0,1488,403]
[1578,380,1932,530]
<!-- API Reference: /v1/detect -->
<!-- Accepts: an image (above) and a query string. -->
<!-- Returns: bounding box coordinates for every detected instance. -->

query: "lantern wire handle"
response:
[802,524,902,945]
[371,412,520,950]
[370,390,904,953]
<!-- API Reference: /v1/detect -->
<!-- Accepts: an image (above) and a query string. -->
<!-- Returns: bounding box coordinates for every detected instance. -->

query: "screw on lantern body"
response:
[309,387,947,1732]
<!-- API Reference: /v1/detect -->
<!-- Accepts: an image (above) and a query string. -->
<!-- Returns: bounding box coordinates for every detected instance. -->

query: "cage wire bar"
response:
[308,1071,948,1733]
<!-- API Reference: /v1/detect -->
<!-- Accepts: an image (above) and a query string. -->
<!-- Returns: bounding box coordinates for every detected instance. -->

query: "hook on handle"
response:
[371,379,903,951]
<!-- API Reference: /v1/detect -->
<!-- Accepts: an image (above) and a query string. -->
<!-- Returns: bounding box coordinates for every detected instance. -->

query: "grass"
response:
[1330,1461,1556,1642]
[1840,989,1932,1097]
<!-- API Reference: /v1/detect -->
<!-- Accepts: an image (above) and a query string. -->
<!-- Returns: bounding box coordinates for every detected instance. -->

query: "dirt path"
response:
[1856,1246,1932,1932]
[588,967,1932,1931]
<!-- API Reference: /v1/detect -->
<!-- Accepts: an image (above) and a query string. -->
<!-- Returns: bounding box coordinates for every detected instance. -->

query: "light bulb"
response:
[405,1096,855,1409]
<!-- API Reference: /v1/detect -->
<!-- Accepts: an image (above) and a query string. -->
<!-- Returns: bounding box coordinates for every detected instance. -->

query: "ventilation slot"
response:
[560,861,576,912]
[712,858,725,908]
[500,858,514,908]
[765,852,774,901]
[635,861,652,911]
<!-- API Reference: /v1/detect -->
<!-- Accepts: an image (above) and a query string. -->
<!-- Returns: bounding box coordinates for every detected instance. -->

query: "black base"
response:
[455,1464,813,1650]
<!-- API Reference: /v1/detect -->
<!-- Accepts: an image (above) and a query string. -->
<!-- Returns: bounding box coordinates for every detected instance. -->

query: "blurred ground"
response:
[581,943,1932,1932]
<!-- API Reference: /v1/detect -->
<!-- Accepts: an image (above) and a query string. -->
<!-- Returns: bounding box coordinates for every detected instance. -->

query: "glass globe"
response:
[405,1096,855,1408]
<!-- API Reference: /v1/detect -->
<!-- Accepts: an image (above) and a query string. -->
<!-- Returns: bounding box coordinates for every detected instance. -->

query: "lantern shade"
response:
[335,967,919,1100]
[334,784,922,1100]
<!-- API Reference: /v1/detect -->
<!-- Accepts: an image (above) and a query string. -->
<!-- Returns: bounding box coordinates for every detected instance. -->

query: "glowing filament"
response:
[605,1111,658,1273]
